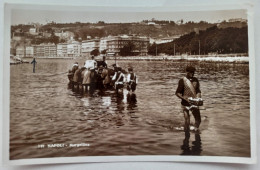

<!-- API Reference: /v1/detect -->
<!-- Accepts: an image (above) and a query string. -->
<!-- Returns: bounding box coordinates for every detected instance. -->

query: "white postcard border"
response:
[1,0,257,166]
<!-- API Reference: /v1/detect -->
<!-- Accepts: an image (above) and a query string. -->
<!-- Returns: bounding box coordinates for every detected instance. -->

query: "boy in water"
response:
[175,65,202,132]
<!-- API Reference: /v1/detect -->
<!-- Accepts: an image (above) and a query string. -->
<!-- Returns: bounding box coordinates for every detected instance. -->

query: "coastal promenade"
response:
[21,53,249,63]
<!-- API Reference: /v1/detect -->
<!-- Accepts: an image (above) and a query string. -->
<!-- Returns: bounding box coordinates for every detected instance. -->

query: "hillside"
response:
[11,20,247,41]
[148,25,248,55]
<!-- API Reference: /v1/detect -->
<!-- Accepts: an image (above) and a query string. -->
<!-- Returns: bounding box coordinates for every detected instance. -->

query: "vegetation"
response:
[11,20,248,55]
[11,20,247,41]
[148,26,248,55]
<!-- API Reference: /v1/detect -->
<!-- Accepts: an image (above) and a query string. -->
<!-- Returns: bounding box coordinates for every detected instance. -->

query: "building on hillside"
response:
[228,18,247,23]
[42,32,52,38]
[149,35,181,44]
[55,31,74,41]
[81,39,100,57]
[29,28,38,35]
[106,35,149,56]
[147,22,156,25]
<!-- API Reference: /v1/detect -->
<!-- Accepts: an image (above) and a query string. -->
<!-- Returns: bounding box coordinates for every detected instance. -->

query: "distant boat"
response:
[10,55,29,65]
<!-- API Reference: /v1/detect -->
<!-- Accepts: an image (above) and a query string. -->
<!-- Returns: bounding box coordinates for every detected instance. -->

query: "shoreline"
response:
[21,54,249,63]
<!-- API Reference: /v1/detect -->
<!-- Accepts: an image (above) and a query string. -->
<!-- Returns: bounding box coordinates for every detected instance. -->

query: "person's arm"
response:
[112,72,117,81]
[176,93,189,103]
[196,78,202,98]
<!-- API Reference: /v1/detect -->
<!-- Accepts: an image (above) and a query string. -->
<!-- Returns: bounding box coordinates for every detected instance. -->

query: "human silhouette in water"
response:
[180,131,202,155]
[31,58,37,73]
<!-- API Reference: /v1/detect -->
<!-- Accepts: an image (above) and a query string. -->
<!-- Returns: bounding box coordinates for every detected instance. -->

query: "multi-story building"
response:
[25,46,34,57]
[16,46,25,57]
[67,41,81,57]
[106,35,149,56]
[81,39,100,57]
[57,43,68,57]
[44,43,57,57]
[33,43,56,57]
[33,45,45,57]
[99,38,108,54]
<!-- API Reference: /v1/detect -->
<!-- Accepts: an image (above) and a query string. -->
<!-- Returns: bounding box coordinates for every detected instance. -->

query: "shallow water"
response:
[10,59,250,159]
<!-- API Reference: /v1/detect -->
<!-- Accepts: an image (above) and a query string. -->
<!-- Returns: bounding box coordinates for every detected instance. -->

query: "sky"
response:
[10,7,247,25]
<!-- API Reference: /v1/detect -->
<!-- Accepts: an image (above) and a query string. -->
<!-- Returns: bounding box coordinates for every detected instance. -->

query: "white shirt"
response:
[112,72,126,82]
[127,73,138,84]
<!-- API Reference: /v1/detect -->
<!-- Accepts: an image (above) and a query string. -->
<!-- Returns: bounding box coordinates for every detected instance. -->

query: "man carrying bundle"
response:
[176,65,202,132]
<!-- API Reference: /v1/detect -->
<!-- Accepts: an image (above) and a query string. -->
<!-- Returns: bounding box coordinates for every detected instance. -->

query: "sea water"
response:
[9,58,250,159]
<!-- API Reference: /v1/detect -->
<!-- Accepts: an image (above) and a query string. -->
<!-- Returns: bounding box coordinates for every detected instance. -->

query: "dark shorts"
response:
[127,82,136,91]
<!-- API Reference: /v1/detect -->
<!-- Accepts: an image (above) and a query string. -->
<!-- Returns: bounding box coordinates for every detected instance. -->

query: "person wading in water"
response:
[31,58,37,73]
[126,67,137,94]
[112,67,125,93]
[175,65,202,132]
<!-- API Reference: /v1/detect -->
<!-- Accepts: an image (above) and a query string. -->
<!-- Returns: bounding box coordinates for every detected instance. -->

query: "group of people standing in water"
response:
[68,58,202,133]
[67,56,138,95]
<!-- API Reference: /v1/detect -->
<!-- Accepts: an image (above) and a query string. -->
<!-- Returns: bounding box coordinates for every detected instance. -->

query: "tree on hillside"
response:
[148,43,162,56]
[156,26,248,55]
[49,32,59,44]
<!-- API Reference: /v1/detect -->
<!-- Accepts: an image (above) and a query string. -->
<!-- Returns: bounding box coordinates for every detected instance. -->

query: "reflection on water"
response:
[181,131,202,155]
[10,59,250,159]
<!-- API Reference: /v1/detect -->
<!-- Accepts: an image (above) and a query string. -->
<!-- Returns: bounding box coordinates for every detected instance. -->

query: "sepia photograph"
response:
[1,0,257,166]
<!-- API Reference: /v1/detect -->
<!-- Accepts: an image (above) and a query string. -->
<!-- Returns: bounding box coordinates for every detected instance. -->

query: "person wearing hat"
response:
[175,65,202,132]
